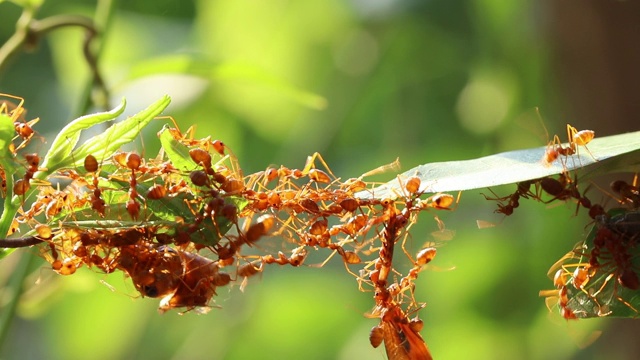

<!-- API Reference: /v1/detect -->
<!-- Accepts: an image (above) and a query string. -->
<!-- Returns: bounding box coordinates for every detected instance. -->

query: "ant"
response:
[160,116,225,155]
[13,153,50,202]
[539,172,608,220]
[160,116,241,183]
[551,269,578,319]
[482,180,539,217]
[113,151,143,219]
[257,152,338,192]
[1,93,42,152]
[540,257,586,320]
[590,216,639,291]
[84,154,106,216]
[542,124,595,167]
[610,176,639,208]
[397,247,437,292]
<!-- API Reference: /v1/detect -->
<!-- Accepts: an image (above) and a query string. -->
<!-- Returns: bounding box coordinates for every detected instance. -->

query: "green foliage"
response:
[43,96,171,172]
[0,97,171,260]
[40,99,127,173]
[0,114,16,173]
[69,97,170,167]
[158,125,198,172]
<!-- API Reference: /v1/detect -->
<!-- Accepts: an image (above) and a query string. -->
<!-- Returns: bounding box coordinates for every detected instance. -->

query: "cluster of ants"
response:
[542,179,640,320]
[482,124,639,320]
[4,91,636,358]
[0,94,458,359]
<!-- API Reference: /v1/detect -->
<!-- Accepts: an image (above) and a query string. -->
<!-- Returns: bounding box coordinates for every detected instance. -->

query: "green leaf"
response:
[158,125,198,172]
[359,130,640,199]
[0,114,17,174]
[0,248,13,260]
[40,99,126,173]
[69,96,171,169]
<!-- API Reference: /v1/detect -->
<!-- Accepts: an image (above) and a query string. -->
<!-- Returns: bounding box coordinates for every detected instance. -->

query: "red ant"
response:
[539,268,579,320]
[610,177,640,208]
[235,247,308,291]
[83,154,107,216]
[482,180,538,216]
[542,124,595,167]
[590,214,639,291]
[113,151,143,220]
[1,93,43,152]
[13,153,50,202]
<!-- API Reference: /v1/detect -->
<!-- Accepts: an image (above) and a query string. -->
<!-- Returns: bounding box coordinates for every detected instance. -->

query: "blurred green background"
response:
[1,0,639,359]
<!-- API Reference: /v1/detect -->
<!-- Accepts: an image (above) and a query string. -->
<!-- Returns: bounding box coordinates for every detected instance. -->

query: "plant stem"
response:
[74,0,117,117]
[0,7,36,73]
[0,5,114,115]
[0,236,42,248]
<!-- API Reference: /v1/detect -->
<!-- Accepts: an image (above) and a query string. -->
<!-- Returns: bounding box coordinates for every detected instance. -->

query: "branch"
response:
[0,236,43,248]
[0,11,111,112]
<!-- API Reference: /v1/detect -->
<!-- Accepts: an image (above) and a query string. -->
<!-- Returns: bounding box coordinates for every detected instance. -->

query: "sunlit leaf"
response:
[69,96,171,169]
[158,125,198,172]
[359,131,640,199]
[41,99,126,174]
[0,114,17,174]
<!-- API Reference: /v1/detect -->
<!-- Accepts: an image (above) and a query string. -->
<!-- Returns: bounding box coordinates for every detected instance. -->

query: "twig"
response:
[0,9,111,113]
[0,236,43,248]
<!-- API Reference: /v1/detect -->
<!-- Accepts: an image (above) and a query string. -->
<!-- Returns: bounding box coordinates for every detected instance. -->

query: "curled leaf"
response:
[41,99,126,173]
[69,96,171,169]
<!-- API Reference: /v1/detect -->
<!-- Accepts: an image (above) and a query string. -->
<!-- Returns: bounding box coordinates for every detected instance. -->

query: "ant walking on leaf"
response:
[542,124,596,167]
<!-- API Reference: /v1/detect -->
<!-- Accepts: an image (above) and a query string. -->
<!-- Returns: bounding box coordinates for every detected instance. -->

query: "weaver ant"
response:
[83,154,107,216]
[1,93,43,151]
[113,151,143,219]
[610,177,640,208]
[540,268,579,320]
[12,153,47,201]
[542,124,595,167]
[481,180,538,217]
[589,212,640,291]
